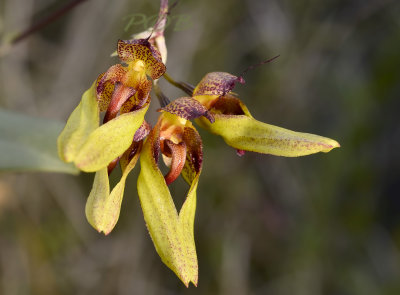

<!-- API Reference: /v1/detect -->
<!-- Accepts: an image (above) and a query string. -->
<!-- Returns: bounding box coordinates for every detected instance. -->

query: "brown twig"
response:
[11,0,89,45]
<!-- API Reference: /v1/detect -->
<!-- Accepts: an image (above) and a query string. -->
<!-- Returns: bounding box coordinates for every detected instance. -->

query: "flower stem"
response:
[163,73,195,96]
[153,83,170,107]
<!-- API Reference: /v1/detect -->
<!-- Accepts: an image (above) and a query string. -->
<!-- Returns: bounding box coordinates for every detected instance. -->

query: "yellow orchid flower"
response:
[137,97,213,286]
[85,121,151,235]
[57,39,165,234]
[57,39,165,172]
[55,16,340,286]
[192,72,340,156]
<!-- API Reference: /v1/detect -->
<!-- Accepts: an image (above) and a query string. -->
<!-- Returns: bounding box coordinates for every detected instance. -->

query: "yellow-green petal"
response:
[85,143,141,235]
[177,173,199,285]
[196,114,340,157]
[85,167,110,232]
[137,126,198,287]
[74,103,149,172]
[57,82,99,163]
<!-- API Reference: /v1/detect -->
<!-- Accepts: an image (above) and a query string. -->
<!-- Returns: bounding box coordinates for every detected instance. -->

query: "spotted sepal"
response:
[160,97,214,123]
[117,39,166,80]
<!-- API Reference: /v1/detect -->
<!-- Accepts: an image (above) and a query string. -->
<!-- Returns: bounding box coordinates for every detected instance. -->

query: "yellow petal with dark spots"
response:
[96,65,127,112]
[117,39,166,80]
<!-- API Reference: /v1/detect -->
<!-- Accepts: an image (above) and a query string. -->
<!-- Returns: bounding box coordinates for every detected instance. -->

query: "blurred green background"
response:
[1,0,399,294]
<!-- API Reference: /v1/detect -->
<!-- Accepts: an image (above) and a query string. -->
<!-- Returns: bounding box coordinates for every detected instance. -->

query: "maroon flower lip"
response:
[159,97,215,123]
[193,72,245,96]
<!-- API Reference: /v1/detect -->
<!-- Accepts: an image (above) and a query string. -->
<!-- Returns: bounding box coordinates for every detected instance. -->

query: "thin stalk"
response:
[153,83,170,107]
[163,73,195,96]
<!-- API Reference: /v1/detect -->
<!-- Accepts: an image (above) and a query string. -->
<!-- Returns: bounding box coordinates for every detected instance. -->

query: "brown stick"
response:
[11,0,89,45]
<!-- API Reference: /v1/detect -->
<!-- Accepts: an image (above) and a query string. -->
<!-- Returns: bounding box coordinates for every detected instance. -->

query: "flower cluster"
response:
[58,30,339,288]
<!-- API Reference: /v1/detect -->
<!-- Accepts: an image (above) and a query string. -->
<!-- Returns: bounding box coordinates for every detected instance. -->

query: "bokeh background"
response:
[1,0,400,294]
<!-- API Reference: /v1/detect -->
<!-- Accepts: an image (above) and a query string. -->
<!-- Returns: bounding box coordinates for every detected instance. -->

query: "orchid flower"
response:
[192,72,340,156]
[58,39,165,172]
[137,97,213,286]
[57,39,165,234]
[57,24,340,288]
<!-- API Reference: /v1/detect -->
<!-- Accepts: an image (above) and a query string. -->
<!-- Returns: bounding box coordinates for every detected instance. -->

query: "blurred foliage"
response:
[0,0,399,294]
[0,108,78,174]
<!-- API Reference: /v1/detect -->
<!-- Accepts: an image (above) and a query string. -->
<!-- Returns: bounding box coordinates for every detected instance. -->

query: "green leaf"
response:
[74,103,149,172]
[137,126,198,287]
[196,114,340,157]
[57,82,100,163]
[0,108,78,174]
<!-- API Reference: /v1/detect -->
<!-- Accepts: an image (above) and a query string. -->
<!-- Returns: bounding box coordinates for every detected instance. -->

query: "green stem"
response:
[153,83,170,107]
[163,73,195,96]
